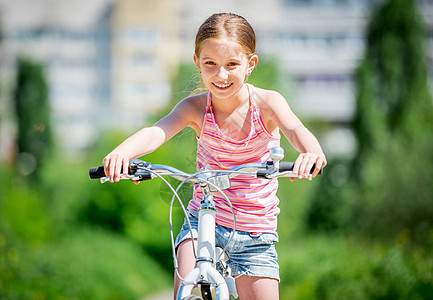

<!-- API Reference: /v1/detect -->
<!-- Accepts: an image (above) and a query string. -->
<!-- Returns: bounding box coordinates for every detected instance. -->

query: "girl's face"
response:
[194,37,257,100]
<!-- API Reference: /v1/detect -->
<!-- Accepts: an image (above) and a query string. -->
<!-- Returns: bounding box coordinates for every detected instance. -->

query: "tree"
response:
[353,0,433,168]
[13,57,53,182]
[307,0,433,245]
[351,0,433,244]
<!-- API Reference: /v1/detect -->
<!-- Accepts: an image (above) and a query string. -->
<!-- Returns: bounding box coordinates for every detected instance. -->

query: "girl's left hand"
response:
[291,152,327,182]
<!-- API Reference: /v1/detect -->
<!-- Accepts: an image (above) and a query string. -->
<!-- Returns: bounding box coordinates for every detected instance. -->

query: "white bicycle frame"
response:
[176,183,232,300]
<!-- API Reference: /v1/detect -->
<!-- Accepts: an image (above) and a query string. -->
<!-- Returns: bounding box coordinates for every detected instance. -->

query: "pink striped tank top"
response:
[187,84,281,232]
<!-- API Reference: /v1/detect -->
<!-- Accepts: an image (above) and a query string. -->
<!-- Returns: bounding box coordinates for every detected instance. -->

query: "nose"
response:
[217,66,229,80]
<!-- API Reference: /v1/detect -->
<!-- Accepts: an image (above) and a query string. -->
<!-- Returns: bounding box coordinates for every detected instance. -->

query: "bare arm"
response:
[103,96,203,182]
[258,89,327,180]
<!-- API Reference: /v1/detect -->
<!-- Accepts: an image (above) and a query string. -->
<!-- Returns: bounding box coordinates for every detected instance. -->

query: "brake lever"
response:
[99,174,134,183]
[99,171,153,183]
[267,171,313,180]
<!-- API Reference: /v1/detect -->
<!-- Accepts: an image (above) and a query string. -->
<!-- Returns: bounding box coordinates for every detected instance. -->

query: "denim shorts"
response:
[175,210,280,281]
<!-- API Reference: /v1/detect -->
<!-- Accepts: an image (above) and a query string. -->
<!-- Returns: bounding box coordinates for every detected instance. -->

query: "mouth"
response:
[212,82,233,90]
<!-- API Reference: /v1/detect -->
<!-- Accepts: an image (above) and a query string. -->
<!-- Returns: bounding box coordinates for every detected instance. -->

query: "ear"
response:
[247,54,258,76]
[193,54,201,73]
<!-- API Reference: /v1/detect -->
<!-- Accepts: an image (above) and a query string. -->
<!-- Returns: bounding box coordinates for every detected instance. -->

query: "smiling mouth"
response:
[212,82,233,89]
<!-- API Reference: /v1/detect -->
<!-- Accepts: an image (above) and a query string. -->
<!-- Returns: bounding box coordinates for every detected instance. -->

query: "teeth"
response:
[214,83,231,88]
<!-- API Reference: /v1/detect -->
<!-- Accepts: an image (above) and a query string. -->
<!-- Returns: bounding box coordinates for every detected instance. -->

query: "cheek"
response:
[200,68,212,79]
[202,66,219,78]
[237,68,249,79]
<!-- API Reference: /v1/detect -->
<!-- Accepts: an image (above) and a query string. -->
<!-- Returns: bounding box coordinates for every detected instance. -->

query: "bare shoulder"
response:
[177,93,207,118]
[252,86,302,133]
[253,87,290,115]
[173,92,208,133]
[181,92,207,108]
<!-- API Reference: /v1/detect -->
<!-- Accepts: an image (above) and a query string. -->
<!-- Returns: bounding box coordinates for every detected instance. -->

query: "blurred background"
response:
[0,0,433,299]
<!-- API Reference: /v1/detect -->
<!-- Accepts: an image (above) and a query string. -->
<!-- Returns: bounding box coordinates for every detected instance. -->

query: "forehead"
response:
[198,37,247,60]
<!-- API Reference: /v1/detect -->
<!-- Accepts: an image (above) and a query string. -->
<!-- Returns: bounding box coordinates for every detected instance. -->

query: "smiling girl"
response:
[103,13,326,299]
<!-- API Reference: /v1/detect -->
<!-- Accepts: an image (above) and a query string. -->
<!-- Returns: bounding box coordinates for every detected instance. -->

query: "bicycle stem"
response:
[197,184,217,264]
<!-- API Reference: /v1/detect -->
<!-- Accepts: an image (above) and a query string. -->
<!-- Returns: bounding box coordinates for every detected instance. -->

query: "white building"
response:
[0,0,114,156]
[0,0,179,158]
[0,0,432,159]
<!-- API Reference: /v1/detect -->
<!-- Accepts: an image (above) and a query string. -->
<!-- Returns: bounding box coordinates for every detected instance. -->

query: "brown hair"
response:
[195,13,256,59]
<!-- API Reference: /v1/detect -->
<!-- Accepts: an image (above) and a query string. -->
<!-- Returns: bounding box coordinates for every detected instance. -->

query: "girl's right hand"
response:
[291,152,327,182]
[102,152,130,183]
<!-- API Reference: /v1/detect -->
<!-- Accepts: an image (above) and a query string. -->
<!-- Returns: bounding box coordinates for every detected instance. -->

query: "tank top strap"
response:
[206,91,213,113]
[246,83,253,102]
[247,84,261,120]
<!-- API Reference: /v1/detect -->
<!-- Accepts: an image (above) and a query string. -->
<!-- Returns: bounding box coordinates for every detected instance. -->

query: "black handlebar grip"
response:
[278,162,322,175]
[89,166,127,179]
[278,162,295,172]
[89,166,106,179]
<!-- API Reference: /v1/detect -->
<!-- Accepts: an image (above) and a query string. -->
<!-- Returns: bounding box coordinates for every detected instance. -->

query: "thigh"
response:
[236,275,279,300]
[176,239,197,277]
[174,239,197,298]
[174,212,199,298]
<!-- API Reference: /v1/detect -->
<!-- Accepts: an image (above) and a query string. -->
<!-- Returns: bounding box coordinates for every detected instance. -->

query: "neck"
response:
[210,84,250,113]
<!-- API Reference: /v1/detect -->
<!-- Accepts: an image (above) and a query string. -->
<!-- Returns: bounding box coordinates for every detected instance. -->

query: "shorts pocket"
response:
[248,232,279,244]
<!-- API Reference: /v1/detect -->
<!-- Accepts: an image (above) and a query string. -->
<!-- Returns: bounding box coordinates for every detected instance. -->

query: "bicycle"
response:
[89,147,321,300]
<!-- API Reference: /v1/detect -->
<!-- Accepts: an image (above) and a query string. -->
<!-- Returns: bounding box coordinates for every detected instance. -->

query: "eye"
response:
[228,62,239,66]
[204,61,216,65]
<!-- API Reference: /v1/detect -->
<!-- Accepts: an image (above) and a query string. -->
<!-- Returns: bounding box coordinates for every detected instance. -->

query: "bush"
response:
[0,150,174,299]
[278,234,433,300]
[0,227,171,299]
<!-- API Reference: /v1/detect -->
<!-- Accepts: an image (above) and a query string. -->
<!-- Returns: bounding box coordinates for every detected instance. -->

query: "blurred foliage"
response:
[0,161,172,299]
[13,57,53,183]
[307,0,433,248]
[349,0,433,245]
[302,1,433,298]
[249,56,294,96]
[278,235,433,300]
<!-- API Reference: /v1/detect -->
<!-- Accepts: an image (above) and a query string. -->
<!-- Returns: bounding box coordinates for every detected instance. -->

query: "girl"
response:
[103,13,326,300]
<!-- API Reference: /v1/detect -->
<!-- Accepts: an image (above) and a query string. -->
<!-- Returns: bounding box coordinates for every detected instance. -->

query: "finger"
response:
[109,157,117,183]
[322,158,328,168]
[114,158,123,182]
[122,157,130,175]
[298,156,309,179]
[103,157,109,178]
[311,160,322,177]
[312,156,327,178]
[293,154,304,178]
[304,158,316,178]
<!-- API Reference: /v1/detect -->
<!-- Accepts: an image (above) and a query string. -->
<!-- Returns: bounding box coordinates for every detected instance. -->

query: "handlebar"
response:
[89,148,322,273]
[89,166,108,179]
[89,159,322,186]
